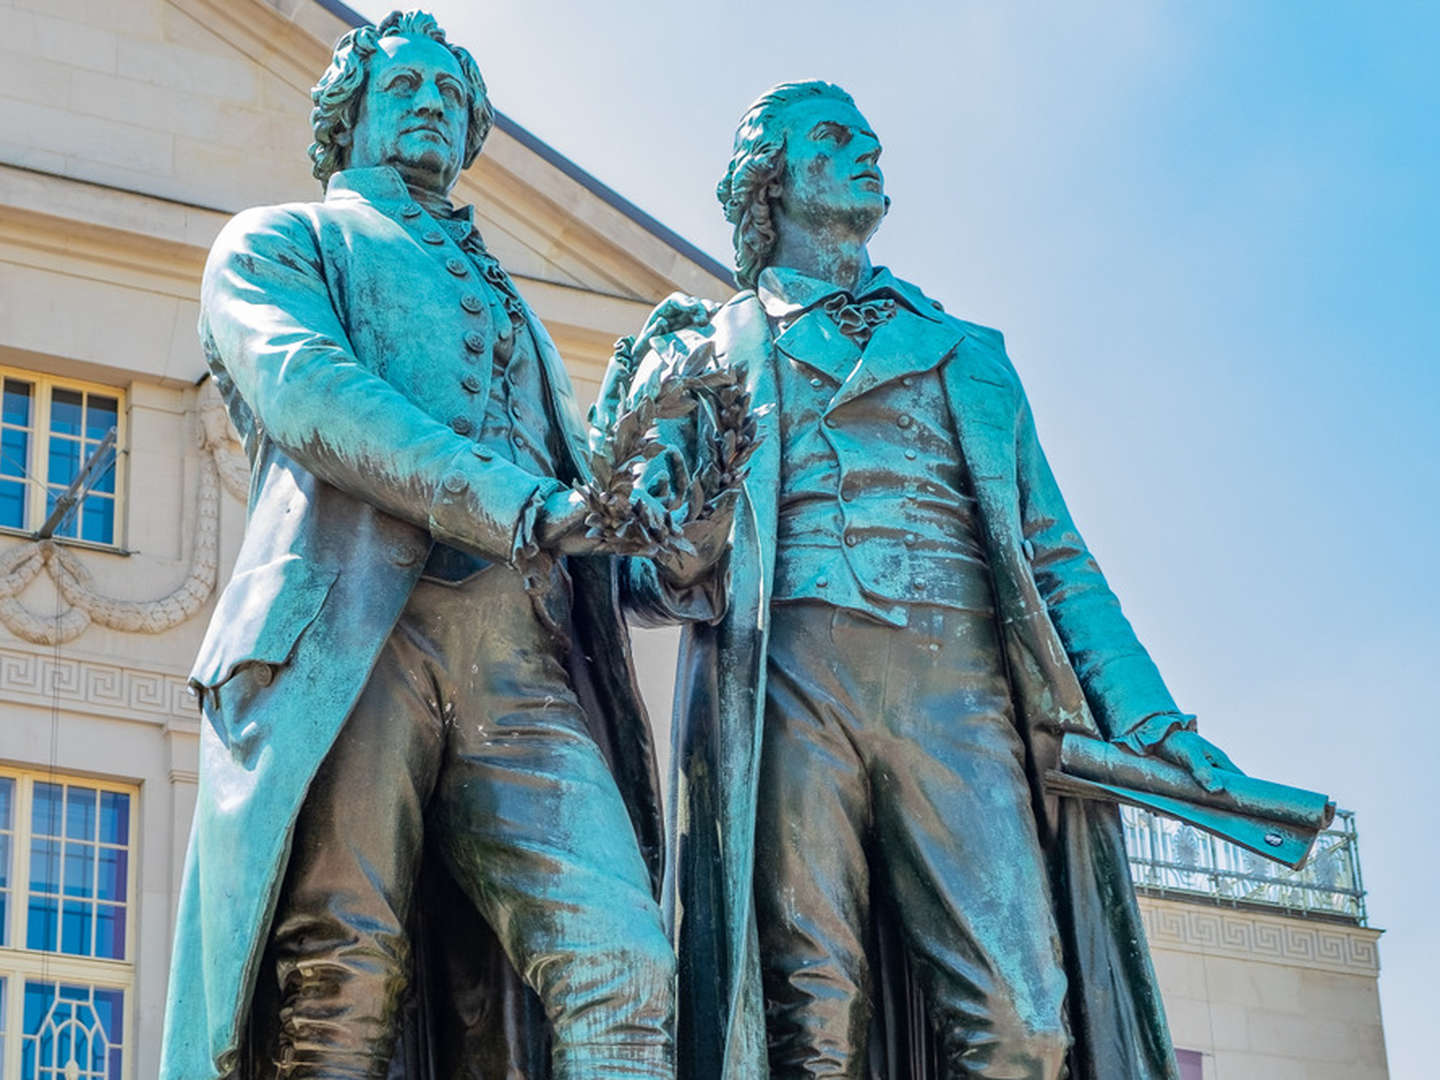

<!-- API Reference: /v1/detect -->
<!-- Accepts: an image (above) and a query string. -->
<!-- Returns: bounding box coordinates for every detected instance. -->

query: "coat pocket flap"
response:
[189,555,338,690]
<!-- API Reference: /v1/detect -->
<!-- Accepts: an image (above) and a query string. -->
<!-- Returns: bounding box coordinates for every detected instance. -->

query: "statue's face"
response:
[347,33,470,194]
[774,97,886,238]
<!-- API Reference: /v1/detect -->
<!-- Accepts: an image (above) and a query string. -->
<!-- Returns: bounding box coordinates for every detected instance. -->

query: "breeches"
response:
[267,568,673,1079]
[755,602,1069,1080]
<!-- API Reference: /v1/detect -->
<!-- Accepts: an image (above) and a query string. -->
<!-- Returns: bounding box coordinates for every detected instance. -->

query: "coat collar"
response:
[756,264,943,323]
[325,166,475,227]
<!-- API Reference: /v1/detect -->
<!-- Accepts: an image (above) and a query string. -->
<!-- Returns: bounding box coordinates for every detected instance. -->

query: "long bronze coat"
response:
[640,277,1184,1080]
[160,167,666,1079]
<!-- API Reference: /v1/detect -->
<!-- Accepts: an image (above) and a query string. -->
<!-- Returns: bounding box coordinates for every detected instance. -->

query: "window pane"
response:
[50,388,83,437]
[3,379,32,425]
[80,495,115,545]
[96,847,126,901]
[85,396,117,441]
[98,792,128,845]
[25,895,56,951]
[29,837,59,892]
[33,782,61,835]
[95,903,125,960]
[22,981,125,1080]
[67,787,96,840]
[64,842,95,898]
[0,775,12,827]
[61,900,93,955]
[0,478,26,529]
[0,832,9,889]
[47,437,80,488]
[88,453,116,494]
[1,426,29,478]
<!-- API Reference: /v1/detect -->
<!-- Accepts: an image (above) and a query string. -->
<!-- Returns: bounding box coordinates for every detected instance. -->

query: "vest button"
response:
[905,533,917,545]
[904,449,917,460]
[250,664,274,688]
[461,294,485,313]
[461,374,482,393]
[897,414,913,429]
[464,331,485,352]
[423,229,445,244]
[902,376,915,387]
[451,416,473,436]
[471,444,493,461]
[841,486,854,502]
[442,470,468,493]
[513,433,524,447]
[844,532,858,547]
[401,203,422,218]
[824,416,837,428]
[816,576,829,588]
[446,257,469,277]
[809,377,823,389]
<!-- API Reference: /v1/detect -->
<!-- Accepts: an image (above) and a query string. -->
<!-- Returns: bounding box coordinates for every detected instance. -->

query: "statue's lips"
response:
[401,125,449,144]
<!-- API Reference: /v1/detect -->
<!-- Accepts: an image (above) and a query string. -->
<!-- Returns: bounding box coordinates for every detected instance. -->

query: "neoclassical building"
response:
[0,1,1387,1077]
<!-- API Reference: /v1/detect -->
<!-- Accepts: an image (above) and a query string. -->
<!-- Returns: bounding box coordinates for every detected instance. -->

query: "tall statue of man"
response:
[161,12,712,1079]
[633,81,1242,1080]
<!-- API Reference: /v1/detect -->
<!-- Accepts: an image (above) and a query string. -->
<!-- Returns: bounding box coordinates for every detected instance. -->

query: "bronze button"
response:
[464,330,485,352]
[902,376,914,387]
[817,576,829,588]
[471,444,493,461]
[904,449,917,460]
[401,203,422,218]
[442,470,468,493]
[251,663,274,688]
[905,533,918,545]
[422,229,445,244]
[450,416,473,436]
[461,294,484,313]
[446,257,468,277]
[461,373,482,393]
[844,532,858,547]
[897,414,913,429]
[824,416,837,428]
[512,433,524,447]
[389,541,423,566]
[809,377,824,388]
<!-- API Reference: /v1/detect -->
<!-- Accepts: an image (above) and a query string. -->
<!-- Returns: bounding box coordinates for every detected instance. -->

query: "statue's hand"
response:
[1152,729,1244,794]
[652,489,738,588]
[634,292,719,361]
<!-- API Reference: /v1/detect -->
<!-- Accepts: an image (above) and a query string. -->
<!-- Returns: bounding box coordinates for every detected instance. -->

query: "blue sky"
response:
[356,2,1439,1071]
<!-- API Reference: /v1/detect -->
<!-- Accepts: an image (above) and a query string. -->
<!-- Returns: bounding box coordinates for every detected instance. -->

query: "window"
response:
[0,770,135,1080]
[1176,1048,1204,1080]
[0,371,124,546]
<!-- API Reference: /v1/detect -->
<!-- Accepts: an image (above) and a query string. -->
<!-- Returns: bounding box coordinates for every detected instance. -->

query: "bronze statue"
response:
[624,80,1249,1080]
[160,12,728,1078]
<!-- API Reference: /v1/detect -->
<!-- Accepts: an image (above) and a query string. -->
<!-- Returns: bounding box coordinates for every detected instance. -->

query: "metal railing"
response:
[1123,805,1367,924]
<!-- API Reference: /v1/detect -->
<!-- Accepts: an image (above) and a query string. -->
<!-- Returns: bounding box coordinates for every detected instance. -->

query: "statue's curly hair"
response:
[308,10,495,187]
[717,81,861,289]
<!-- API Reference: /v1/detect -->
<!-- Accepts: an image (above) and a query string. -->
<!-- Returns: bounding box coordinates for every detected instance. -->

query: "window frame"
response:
[0,767,137,1080]
[0,366,127,551]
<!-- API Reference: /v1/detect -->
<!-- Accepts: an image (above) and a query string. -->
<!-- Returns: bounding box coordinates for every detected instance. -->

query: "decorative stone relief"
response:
[1139,896,1381,976]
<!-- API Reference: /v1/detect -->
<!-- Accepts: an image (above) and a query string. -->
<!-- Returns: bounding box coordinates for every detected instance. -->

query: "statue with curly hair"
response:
[622,79,1251,1080]
[158,10,706,1079]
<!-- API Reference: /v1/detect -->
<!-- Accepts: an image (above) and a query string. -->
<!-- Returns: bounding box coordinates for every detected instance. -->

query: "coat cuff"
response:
[426,444,564,566]
[1113,711,1196,755]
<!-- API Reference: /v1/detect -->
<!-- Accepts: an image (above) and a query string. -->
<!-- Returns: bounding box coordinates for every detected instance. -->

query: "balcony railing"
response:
[1123,805,1367,924]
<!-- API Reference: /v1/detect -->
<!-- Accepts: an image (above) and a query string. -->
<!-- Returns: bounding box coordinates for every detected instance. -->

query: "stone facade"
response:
[0,1,1387,1077]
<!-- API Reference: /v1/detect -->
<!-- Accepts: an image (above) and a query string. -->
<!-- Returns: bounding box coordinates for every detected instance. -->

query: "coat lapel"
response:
[773,308,861,385]
[830,309,965,411]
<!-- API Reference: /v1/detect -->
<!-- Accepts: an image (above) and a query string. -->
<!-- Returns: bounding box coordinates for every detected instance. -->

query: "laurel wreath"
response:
[577,334,758,557]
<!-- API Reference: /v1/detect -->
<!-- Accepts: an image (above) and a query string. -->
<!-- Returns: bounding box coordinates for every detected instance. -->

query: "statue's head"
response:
[718,81,887,288]
[309,10,495,195]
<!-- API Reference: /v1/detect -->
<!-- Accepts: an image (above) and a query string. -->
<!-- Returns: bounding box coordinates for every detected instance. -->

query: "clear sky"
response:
[355,2,1439,1070]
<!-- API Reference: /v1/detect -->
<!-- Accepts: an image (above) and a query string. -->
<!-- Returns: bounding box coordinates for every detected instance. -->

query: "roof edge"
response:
[312,0,735,289]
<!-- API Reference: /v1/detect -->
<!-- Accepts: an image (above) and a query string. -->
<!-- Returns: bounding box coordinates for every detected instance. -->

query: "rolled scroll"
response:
[1046,734,1336,870]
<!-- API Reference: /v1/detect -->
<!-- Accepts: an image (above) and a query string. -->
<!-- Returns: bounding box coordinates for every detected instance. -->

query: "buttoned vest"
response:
[770,304,993,627]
